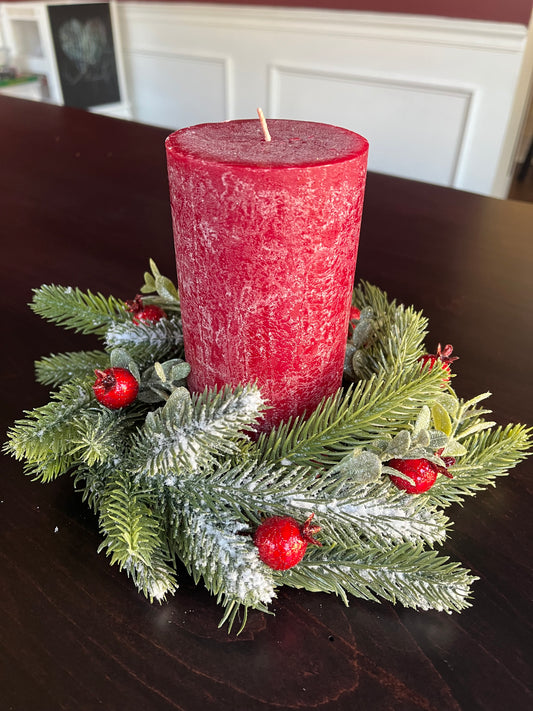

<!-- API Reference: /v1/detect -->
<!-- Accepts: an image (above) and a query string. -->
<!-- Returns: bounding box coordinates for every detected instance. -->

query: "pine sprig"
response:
[3,378,95,481]
[178,460,449,549]
[280,542,477,613]
[97,470,178,602]
[174,503,276,632]
[428,423,532,507]
[347,282,429,380]
[105,316,184,367]
[70,409,137,467]
[255,362,445,468]
[31,285,127,336]
[35,350,110,387]
[129,385,266,482]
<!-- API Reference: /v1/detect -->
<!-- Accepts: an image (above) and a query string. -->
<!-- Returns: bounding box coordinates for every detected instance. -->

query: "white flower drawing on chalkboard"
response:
[58,18,110,85]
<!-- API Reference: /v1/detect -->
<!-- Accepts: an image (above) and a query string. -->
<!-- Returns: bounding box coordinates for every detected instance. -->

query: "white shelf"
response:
[0,2,130,115]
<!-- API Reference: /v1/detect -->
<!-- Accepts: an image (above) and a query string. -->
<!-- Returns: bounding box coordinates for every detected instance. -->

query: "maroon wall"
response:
[118,0,533,25]
[1,0,530,25]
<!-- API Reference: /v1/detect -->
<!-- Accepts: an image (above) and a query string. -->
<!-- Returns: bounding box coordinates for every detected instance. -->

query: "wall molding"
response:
[268,62,475,186]
[121,3,527,52]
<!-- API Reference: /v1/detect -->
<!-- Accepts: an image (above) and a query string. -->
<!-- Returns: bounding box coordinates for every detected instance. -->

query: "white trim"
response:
[492,8,533,197]
[121,3,527,53]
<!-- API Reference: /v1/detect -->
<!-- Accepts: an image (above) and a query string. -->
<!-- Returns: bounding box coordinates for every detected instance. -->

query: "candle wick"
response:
[257,108,272,142]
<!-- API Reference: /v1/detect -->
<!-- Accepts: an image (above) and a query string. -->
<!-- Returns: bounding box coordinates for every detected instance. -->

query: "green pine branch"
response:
[177,459,449,549]
[70,409,138,468]
[174,503,276,632]
[35,350,110,387]
[73,463,111,512]
[31,285,127,336]
[255,362,445,468]
[428,423,532,507]
[105,316,184,367]
[97,470,178,602]
[279,542,477,613]
[129,385,266,482]
[3,378,95,482]
[346,282,429,380]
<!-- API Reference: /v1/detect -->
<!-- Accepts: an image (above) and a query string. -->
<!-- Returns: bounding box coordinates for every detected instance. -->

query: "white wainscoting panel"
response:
[270,65,473,186]
[116,3,528,197]
[124,51,230,129]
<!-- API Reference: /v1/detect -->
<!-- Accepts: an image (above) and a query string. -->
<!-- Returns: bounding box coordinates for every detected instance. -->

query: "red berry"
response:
[253,514,322,570]
[419,344,457,381]
[388,458,439,494]
[349,306,361,322]
[126,295,166,324]
[348,306,361,337]
[93,367,139,410]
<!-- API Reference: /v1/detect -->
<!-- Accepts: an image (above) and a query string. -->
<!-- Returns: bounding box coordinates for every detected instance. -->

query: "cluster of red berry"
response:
[386,343,458,493]
[92,296,167,410]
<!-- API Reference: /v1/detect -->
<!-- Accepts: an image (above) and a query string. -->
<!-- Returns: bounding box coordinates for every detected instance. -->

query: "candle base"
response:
[7,261,530,633]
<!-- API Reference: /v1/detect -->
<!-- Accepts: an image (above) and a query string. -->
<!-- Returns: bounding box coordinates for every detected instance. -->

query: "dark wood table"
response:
[1,96,531,710]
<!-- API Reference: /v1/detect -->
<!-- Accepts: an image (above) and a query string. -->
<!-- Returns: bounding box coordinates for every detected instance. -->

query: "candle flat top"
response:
[166,119,368,168]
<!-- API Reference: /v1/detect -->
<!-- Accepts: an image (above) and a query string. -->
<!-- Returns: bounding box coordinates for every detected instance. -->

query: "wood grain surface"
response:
[1,96,531,711]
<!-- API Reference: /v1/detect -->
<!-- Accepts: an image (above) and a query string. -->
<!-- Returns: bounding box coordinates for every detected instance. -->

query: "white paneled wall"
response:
[114,3,528,196]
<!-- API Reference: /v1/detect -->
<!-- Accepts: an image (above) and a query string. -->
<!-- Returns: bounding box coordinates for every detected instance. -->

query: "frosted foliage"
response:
[125,558,172,602]
[182,505,276,607]
[336,564,470,612]
[387,571,470,612]
[135,386,265,479]
[106,317,182,350]
[289,481,448,546]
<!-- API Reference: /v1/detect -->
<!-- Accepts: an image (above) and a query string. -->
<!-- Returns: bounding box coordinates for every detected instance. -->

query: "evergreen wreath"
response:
[5,260,531,632]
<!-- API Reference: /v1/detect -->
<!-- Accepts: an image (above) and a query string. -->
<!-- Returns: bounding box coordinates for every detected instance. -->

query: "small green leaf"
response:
[385,430,411,458]
[149,258,161,277]
[171,362,191,381]
[110,348,140,383]
[155,275,179,302]
[163,386,191,419]
[330,450,382,483]
[434,393,459,418]
[404,446,429,460]
[428,430,449,450]
[412,429,431,448]
[413,406,431,436]
[432,402,452,437]
[140,272,156,294]
[440,439,468,457]
[154,362,167,382]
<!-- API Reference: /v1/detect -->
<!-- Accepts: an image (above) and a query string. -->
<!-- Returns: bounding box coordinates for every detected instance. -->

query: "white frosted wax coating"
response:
[166,119,368,431]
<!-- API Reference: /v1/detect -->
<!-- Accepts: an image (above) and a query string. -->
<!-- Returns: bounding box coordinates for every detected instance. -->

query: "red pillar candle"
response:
[166,119,368,431]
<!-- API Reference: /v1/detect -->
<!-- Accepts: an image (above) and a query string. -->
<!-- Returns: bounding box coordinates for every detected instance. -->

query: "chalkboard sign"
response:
[47,3,121,109]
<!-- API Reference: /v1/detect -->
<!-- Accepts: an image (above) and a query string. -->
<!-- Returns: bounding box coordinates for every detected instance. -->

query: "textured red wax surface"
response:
[166,119,368,431]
